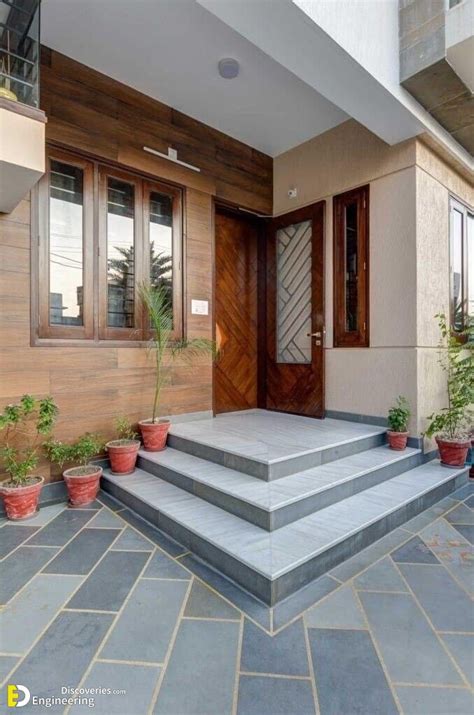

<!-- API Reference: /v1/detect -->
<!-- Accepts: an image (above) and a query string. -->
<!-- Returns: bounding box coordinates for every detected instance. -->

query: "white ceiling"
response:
[41,0,347,157]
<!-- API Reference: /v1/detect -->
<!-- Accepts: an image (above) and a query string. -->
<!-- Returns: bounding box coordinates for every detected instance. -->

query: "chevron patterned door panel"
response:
[276,220,312,363]
[266,201,325,417]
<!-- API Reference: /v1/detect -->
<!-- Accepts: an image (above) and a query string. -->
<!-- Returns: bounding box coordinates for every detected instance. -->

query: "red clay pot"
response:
[387,431,409,451]
[139,419,170,452]
[63,466,102,507]
[0,477,44,520]
[436,437,470,468]
[106,439,140,475]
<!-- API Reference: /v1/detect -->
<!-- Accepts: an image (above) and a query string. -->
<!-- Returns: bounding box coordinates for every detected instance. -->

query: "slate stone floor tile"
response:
[395,684,474,715]
[66,550,150,611]
[184,579,240,619]
[26,508,96,547]
[0,655,19,682]
[401,497,459,534]
[272,575,339,632]
[420,519,474,596]
[237,675,315,715]
[465,494,474,508]
[308,628,398,715]
[353,556,408,592]
[440,633,474,687]
[0,524,39,559]
[70,661,161,714]
[359,591,462,685]
[0,573,83,654]
[304,584,366,629]
[13,502,65,527]
[398,563,474,632]
[43,528,120,575]
[88,508,125,528]
[100,578,189,663]
[144,549,192,580]
[0,546,59,604]
[451,483,474,501]
[241,618,309,676]
[5,611,114,714]
[329,528,410,582]
[111,526,153,551]
[391,535,440,564]
[119,508,186,557]
[180,554,271,630]
[445,503,474,525]
[154,619,240,715]
[452,523,474,544]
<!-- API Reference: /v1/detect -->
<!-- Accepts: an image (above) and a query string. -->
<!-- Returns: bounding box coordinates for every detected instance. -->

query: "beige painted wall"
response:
[273,119,472,437]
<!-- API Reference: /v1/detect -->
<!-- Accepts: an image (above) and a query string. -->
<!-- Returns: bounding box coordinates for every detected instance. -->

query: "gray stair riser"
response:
[101,469,467,605]
[167,432,386,480]
[138,449,423,531]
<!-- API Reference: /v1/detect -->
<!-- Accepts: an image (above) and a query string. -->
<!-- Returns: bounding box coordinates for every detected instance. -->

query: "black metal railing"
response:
[0,0,40,107]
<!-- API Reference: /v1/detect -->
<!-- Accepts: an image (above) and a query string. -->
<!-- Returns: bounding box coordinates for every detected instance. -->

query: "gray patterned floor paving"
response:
[0,487,472,714]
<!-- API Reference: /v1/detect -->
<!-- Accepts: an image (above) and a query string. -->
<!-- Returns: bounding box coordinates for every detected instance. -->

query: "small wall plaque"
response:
[191,299,209,316]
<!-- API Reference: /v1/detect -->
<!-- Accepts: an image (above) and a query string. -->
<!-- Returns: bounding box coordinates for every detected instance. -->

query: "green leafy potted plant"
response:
[106,417,140,475]
[387,396,411,450]
[425,314,473,467]
[0,395,58,520]
[45,433,105,507]
[138,284,216,451]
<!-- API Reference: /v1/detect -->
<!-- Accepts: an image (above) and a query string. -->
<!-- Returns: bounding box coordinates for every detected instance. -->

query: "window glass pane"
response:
[276,219,312,363]
[49,161,84,326]
[468,214,473,322]
[107,178,135,328]
[344,202,358,332]
[149,191,173,311]
[450,207,463,331]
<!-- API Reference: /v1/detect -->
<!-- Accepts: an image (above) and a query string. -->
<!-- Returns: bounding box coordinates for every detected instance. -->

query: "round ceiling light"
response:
[218,58,240,79]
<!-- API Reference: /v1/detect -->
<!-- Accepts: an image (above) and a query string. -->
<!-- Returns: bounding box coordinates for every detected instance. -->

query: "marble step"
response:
[168,412,387,479]
[101,461,468,605]
[138,445,422,530]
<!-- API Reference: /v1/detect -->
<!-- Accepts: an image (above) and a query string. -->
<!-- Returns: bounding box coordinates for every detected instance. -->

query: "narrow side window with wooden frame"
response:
[333,184,369,348]
[36,149,94,340]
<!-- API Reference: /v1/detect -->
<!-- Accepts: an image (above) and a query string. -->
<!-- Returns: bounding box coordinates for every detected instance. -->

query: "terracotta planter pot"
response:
[106,439,140,475]
[63,466,102,507]
[387,431,409,451]
[139,419,170,452]
[0,476,44,520]
[436,437,470,468]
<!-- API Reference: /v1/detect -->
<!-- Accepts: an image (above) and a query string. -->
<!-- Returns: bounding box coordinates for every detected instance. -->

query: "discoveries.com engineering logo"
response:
[7,685,30,708]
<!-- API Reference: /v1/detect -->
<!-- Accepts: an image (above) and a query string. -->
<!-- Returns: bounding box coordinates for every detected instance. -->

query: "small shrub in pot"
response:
[138,283,216,451]
[45,433,105,507]
[0,395,58,520]
[387,396,411,450]
[106,417,140,475]
[425,314,473,467]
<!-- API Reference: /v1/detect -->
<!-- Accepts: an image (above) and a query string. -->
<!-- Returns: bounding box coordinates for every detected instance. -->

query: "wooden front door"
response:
[266,201,325,417]
[214,210,260,413]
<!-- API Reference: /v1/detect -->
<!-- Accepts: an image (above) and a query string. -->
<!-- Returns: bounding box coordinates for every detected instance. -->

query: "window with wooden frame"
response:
[333,185,369,348]
[450,197,473,334]
[35,148,183,343]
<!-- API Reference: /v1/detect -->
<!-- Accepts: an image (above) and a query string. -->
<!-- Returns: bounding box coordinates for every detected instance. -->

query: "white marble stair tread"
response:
[103,459,465,580]
[168,409,386,464]
[139,445,421,511]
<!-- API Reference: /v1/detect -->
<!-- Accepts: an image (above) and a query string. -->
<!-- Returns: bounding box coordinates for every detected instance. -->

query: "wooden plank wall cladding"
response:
[0,47,273,482]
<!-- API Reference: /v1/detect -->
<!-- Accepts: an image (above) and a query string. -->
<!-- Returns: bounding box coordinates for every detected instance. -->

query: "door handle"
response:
[307,331,322,338]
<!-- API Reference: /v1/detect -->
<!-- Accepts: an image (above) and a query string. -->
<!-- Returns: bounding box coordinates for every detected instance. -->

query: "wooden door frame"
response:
[266,200,326,418]
[212,201,268,415]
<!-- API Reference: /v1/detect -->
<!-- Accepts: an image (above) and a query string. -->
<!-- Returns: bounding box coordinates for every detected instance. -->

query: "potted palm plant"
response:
[45,433,105,506]
[106,417,140,475]
[0,395,58,520]
[387,396,410,450]
[425,314,473,467]
[138,284,216,451]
